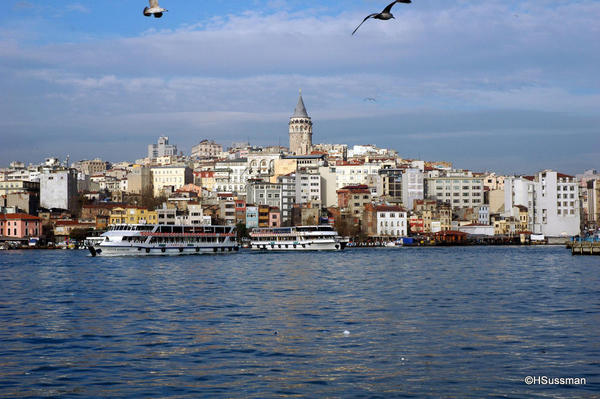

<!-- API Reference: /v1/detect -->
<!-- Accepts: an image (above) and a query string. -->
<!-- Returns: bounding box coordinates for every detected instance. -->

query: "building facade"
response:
[425,176,484,210]
[402,168,424,210]
[109,207,158,225]
[148,136,178,160]
[505,170,580,236]
[151,166,193,197]
[39,169,78,212]
[0,213,41,238]
[191,140,223,159]
[246,181,282,209]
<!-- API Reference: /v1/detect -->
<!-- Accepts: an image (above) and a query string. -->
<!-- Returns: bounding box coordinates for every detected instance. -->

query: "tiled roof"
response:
[375,205,406,212]
[0,213,41,220]
[557,173,574,179]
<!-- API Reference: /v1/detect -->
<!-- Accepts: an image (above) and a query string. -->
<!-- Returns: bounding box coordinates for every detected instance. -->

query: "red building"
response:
[0,213,42,239]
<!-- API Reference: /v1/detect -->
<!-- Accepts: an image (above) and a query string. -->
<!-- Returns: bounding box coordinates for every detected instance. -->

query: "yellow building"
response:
[516,205,529,232]
[109,207,158,225]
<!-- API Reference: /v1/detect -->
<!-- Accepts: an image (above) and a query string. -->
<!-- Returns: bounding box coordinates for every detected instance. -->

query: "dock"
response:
[570,242,600,255]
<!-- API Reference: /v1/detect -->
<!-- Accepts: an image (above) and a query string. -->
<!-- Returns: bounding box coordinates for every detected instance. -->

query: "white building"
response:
[246,181,282,209]
[375,205,408,237]
[213,158,249,194]
[401,168,424,210]
[187,204,212,225]
[295,171,322,208]
[505,170,580,237]
[151,166,193,197]
[348,144,397,158]
[148,136,178,160]
[39,169,78,212]
[191,140,223,159]
[425,175,484,210]
[334,162,382,190]
[247,153,280,180]
[318,166,338,208]
[477,205,490,225]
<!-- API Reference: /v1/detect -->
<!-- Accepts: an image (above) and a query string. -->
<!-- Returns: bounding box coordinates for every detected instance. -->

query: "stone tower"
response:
[289,90,313,155]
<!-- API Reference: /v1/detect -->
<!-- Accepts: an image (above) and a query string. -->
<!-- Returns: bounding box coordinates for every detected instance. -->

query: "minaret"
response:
[289,89,313,155]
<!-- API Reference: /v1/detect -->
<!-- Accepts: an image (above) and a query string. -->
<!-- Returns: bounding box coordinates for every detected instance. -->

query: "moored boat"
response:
[89,224,239,256]
[249,225,346,251]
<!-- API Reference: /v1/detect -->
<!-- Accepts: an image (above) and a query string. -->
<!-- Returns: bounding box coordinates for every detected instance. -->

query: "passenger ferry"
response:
[249,225,347,251]
[89,224,239,256]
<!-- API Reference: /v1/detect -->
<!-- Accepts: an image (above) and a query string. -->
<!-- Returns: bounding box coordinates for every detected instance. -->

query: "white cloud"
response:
[66,3,90,14]
[0,0,598,171]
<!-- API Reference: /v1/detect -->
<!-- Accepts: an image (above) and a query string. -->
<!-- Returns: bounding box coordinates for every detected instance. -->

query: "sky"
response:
[0,0,598,175]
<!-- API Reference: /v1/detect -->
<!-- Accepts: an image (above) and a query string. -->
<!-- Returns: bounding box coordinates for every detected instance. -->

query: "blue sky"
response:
[1,0,598,174]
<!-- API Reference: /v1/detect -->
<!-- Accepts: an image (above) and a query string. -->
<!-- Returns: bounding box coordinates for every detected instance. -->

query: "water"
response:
[0,247,598,398]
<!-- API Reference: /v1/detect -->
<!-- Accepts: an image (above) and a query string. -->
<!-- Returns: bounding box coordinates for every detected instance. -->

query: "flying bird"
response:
[352,0,411,35]
[143,0,167,18]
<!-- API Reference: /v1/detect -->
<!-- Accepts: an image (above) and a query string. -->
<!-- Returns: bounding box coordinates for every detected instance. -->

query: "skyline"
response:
[1,0,598,174]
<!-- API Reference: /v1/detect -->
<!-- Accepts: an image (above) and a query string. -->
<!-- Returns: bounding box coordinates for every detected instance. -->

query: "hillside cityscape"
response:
[1,92,598,246]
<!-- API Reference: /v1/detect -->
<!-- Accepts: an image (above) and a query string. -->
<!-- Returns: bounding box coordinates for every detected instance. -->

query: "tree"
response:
[69,228,94,242]
[236,222,249,241]
[140,187,165,210]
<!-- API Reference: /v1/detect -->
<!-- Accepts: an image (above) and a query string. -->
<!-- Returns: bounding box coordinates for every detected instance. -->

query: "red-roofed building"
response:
[0,213,42,239]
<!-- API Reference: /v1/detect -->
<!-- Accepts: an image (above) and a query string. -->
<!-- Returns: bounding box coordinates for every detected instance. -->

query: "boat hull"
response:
[249,240,346,251]
[89,244,239,257]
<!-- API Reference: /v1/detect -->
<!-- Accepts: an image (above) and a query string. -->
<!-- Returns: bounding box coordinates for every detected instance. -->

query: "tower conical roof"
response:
[292,90,309,118]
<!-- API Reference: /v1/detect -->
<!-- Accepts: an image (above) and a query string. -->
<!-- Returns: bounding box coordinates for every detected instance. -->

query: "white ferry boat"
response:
[89,224,239,256]
[249,225,347,251]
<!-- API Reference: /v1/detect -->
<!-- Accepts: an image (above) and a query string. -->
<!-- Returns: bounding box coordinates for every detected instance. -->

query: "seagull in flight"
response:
[352,0,411,35]
[143,0,167,18]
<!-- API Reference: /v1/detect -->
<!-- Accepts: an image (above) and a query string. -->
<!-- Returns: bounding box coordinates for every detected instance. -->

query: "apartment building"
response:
[191,140,223,159]
[246,181,282,209]
[402,168,424,210]
[425,176,484,209]
[39,169,78,212]
[151,166,193,197]
[213,158,248,194]
[505,170,580,236]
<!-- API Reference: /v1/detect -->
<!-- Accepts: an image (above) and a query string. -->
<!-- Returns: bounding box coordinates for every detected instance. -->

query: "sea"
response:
[0,246,598,398]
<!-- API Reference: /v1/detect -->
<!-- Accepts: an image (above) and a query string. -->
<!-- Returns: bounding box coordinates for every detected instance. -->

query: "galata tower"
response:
[288,90,313,155]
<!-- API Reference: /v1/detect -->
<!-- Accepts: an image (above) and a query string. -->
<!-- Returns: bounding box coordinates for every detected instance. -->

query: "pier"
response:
[570,241,600,256]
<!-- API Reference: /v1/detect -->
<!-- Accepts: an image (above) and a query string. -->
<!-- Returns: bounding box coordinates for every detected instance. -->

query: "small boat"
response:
[249,225,347,251]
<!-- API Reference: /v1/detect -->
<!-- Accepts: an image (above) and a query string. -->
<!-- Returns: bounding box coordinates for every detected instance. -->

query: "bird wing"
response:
[149,0,159,8]
[352,13,378,35]
[383,0,411,14]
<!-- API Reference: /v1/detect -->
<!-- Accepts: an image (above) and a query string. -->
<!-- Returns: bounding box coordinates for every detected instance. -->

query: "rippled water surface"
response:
[0,247,599,398]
